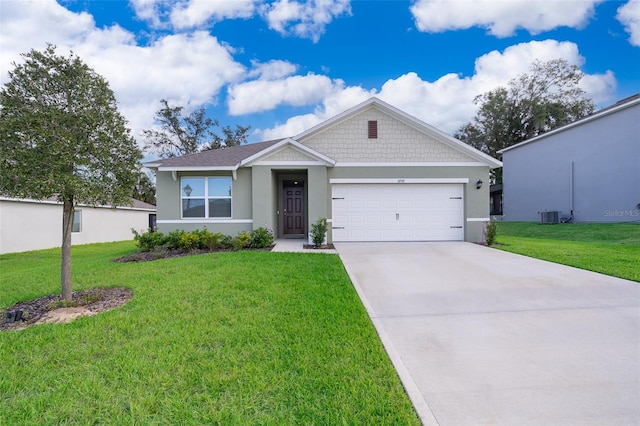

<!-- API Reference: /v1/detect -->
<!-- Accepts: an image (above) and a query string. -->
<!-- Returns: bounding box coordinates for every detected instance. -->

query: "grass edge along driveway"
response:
[0,241,420,425]
[495,222,640,282]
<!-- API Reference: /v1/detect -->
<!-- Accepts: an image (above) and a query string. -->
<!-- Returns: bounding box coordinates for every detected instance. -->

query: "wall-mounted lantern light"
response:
[476,179,483,190]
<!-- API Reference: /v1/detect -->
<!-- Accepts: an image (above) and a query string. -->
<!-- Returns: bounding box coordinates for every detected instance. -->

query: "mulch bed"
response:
[302,244,336,250]
[1,287,132,331]
[113,246,275,263]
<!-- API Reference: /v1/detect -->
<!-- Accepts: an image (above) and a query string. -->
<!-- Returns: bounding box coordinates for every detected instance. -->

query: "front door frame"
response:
[277,172,308,239]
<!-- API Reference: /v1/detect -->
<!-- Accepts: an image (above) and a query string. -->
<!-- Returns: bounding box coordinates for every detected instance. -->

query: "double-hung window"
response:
[181,177,232,218]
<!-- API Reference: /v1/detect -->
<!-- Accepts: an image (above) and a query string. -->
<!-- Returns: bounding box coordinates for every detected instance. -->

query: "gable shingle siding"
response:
[300,109,475,163]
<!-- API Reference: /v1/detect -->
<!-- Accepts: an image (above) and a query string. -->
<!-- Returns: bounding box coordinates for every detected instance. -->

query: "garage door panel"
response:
[332,183,464,242]
[381,215,397,225]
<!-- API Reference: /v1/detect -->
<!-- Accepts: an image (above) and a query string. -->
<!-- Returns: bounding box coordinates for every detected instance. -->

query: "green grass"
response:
[495,222,640,282]
[0,242,419,425]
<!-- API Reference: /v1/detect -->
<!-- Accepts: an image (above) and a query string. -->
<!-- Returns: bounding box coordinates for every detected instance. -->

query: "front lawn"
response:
[0,242,419,424]
[495,222,640,282]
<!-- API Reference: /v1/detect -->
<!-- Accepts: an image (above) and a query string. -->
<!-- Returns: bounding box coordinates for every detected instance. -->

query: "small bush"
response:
[133,226,273,257]
[250,227,274,249]
[485,217,498,246]
[231,231,251,251]
[204,232,225,250]
[310,218,328,247]
[191,228,212,250]
[179,233,201,252]
[165,230,185,250]
[220,234,234,250]
[132,228,166,252]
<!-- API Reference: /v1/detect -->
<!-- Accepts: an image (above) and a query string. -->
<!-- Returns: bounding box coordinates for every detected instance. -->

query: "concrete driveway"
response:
[335,242,640,426]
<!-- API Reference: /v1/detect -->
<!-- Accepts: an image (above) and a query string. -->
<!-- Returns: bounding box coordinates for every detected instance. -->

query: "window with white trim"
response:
[181,177,232,218]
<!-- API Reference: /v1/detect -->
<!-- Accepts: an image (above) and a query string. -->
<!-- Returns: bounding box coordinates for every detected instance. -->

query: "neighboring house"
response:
[490,183,503,217]
[0,197,156,254]
[145,98,502,243]
[499,94,640,223]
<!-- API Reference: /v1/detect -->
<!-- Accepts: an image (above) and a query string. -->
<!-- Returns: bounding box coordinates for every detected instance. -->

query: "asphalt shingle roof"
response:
[145,139,283,168]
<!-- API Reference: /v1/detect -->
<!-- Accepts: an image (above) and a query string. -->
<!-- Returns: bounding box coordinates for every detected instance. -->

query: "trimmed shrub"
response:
[179,233,201,251]
[485,216,498,246]
[191,228,212,250]
[250,227,274,249]
[133,227,273,255]
[132,228,166,252]
[231,231,251,251]
[220,234,234,250]
[310,218,328,247]
[204,232,225,250]
[165,230,185,250]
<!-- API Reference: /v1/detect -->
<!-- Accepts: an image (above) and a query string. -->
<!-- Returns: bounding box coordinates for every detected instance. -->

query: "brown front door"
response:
[283,185,304,235]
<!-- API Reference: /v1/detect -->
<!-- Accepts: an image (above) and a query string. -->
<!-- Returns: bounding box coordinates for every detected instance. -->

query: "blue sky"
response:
[1,0,638,154]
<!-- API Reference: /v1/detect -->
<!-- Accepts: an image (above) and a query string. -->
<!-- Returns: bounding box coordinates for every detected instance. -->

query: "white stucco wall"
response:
[0,198,156,254]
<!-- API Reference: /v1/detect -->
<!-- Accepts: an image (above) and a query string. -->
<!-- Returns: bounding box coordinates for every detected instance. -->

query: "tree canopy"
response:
[143,99,251,158]
[0,45,142,299]
[131,170,156,205]
[456,59,595,180]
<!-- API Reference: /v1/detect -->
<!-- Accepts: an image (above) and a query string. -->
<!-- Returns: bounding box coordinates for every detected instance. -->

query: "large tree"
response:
[131,170,156,205]
[456,59,595,180]
[0,45,142,300]
[143,99,250,158]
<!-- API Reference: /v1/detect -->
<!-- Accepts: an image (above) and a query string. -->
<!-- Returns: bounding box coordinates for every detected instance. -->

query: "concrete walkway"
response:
[335,242,640,426]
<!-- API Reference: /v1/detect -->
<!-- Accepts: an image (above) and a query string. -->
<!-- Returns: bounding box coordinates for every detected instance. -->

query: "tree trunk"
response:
[61,197,74,301]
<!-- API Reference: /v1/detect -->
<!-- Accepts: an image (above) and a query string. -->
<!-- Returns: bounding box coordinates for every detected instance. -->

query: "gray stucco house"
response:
[145,98,502,243]
[499,94,640,223]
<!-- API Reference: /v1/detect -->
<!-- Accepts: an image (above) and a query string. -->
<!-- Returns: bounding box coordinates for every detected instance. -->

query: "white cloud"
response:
[0,0,95,67]
[261,0,351,42]
[580,71,617,105]
[170,0,256,29]
[228,73,337,115]
[130,0,348,40]
[258,40,617,139]
[617,0,640,46]
[260,85,374,139]
[75,31,245,133]
[129,0,167,28]
[247,59,298,80]
[0,0,245,146]
[130,0,256,30]
[410,0,603,37]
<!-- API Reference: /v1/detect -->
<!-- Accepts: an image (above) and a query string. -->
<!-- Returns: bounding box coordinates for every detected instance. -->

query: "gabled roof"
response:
[499,93,640,154]
[143,97,503,171]
[143,140,283,170]
[295,97,503,169]
[240,138,336,167]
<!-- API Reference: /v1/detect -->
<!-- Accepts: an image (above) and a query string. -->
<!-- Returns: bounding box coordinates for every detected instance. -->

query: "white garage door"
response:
[332,183,464,241]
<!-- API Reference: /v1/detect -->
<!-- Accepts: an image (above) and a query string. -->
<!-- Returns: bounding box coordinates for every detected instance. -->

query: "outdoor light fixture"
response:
[183,184,192,197]
[476,179,483,190]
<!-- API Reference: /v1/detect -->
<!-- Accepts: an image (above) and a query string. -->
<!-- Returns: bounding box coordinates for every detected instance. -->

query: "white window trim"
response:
[180,177,233,219]
[158,219,252,224]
